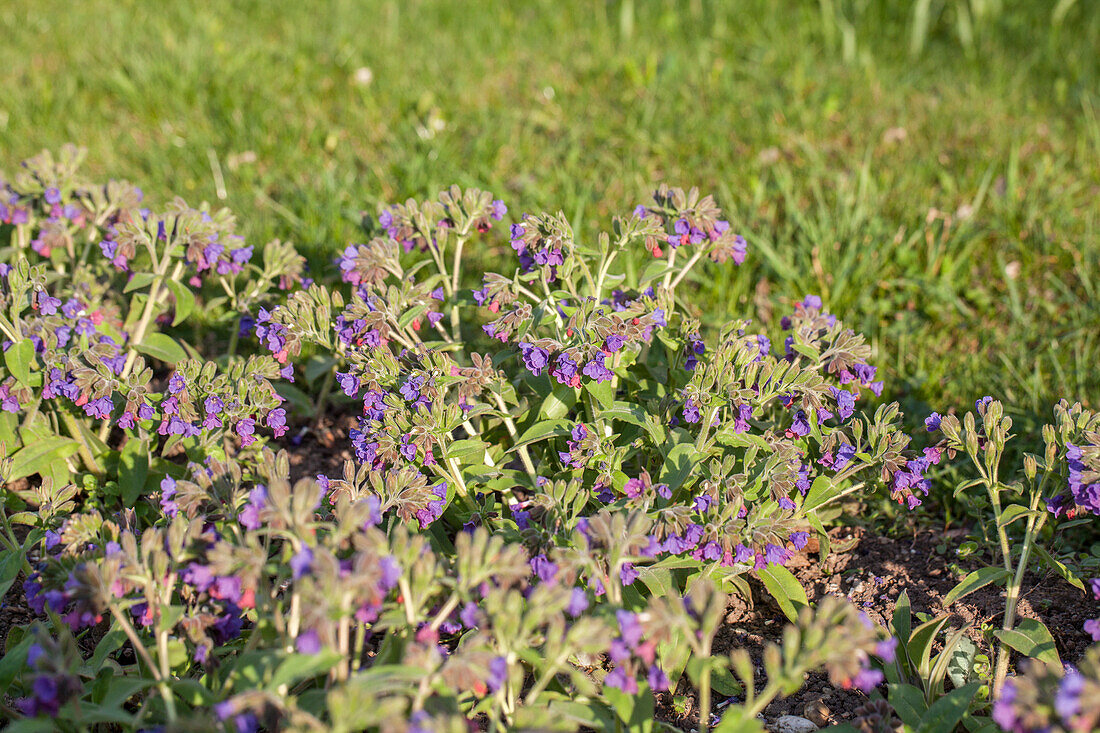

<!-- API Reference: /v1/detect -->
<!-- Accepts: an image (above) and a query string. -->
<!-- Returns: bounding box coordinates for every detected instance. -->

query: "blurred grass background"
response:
[1,0,1098,434]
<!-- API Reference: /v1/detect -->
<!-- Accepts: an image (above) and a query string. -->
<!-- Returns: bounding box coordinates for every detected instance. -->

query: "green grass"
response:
[1,0,1098,437]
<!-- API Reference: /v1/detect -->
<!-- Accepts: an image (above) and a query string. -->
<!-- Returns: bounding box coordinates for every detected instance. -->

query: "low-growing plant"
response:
[0,170,921,730]
[880,398,1100,728]
[0,146,305,501]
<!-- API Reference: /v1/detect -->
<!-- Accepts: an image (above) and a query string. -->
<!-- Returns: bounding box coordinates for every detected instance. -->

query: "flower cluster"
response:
[0,147,304,494]
[1,167,1002,732]
[993,645,1100,733]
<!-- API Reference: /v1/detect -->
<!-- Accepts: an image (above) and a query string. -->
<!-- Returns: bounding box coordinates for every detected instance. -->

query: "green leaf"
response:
[0,549,23,600]
[907,614,952,679]
[947,636,978,689]
[119,436,150,506]
[95,677,156,711]
[89,625,128,672]
[445,438,489,463]
[638,566,677,599]
[916,681,981,733]
[888,683,928,729]
[583,378,614,410]
[713,706,766,733]
[709,664,742,697]
[135,333,187,364]
[0,631,33,695]
[4,339,35,386]
[757,564,808,622]
[7,437,79,481]
[944,567,1011,605]
[396,302,431,331]
[994,618,1060,667]
[997,503,1037,529]
[656,629,693,689]
[802,475,840,513]
[304,355,338,386]
[604,683,654,732]
[164,279,195,326]
[124,272,157,293]
[602,401,665,445]
[548,700,619,731]
[658,442,700,495]
[268,648,343,692]
[510,419,572,452]
[1032,545,1086,592]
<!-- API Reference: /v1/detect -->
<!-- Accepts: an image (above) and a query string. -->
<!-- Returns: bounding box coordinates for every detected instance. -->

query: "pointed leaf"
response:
[916,682,981,733]
[994,618,1060,667]
[757,564,808,622]
[4,339,34,386]
[944,567,1010,605]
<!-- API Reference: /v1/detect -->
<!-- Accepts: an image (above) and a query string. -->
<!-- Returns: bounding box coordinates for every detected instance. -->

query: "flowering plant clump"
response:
[0,170,923,731]
[10,154,1098,732]
[0,146,305,501]
[992,644,1100,733]
[875,398,1100,729]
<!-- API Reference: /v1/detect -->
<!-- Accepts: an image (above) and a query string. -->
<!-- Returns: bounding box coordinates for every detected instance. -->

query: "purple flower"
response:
[849,667,884,693]
[487,657,508,692]
[518,342,550,376]
[296,630,322,655]
[789,532,809,550]
[236,418,256,447]
[567,588,589,616]
[648,666,670,692]
[833,442,857,471]
[239,486,267,530]
[160,476,178,517]
[529,554,558,583]
[682,398,701,424]
[605,333,625,352]
[788,410,810,437]
[616,610,643,649]
[267,408,288,438]
[764,543,789,566]
[925,412,942,431]
[1051,669,1086,717]
[619,562,639,586]
[490,200,507,221]
[876,637,898,663]
[290,546,313,579]
[831,388,856,422]
[992,680,1018,731]
[581,356,613,383]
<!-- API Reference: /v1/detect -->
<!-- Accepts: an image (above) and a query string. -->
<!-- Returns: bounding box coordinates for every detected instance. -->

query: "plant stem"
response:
[490,392,538,479]
[60,411,102,476]
[449,235,466,334]
[108,604,177,722]
[669,248,706,290]
[992,488,1047,694]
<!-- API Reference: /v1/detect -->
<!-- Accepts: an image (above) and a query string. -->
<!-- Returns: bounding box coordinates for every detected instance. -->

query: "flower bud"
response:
[1024,454,1038,482]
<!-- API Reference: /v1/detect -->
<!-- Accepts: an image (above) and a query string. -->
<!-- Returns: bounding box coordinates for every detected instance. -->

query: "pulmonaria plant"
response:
[239,184,922,726]
[0,147,305,500]
[3,170,928,731]
[919,398,1100,701]
[12,448,891,732]
[993,644,1100,733]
